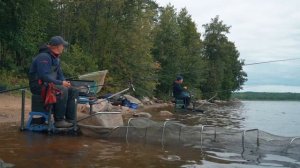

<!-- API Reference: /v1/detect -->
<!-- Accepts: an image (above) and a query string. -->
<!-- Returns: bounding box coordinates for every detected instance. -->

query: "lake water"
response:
[240,101,300,137]
[170,101,300,137]
[0,101,300,167]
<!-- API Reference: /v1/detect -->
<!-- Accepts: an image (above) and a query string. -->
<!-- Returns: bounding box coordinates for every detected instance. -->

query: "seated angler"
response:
[28,36,78,128]
[173,76,191,107]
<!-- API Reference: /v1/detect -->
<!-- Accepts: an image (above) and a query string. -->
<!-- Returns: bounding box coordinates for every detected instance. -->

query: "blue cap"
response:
[176,76,183,81]
[49,36,68,46]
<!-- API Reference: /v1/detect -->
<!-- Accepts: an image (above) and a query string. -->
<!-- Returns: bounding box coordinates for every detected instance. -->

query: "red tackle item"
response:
[41,83,61,110]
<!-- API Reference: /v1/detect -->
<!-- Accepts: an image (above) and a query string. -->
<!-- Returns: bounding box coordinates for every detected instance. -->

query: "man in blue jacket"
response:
[173,76,191,107]
[29,36,77,128]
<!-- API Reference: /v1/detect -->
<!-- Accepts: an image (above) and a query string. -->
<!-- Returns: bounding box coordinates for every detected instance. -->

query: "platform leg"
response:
[20,89,25,131]
[89,103,93,115]
[73,98,78,132]
[48,106,52,134]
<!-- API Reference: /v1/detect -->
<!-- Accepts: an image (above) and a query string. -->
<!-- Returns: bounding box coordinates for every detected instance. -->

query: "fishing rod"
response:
[73,81,134,97]
[76,83,136,121]
[0,82,120,94]
[76,112,121,123]
[0,73,85,94]
[0,86,29,94]
[0,75,81,94]
[2,57,298,94]
[0,76,132,95]
[244,57,300,66]
[139,57,300,79]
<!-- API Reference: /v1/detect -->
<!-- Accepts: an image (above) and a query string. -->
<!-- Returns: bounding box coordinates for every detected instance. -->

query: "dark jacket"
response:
[29,45,65,94]
[173,81,184,98]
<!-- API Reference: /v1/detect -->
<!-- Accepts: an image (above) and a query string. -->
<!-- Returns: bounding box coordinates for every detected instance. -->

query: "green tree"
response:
[152,6,204,98]
[60,44,98,77]
[50,0,159,96]
[0,0,246,100]
[177,8,204,98]
[152,5,184,97]
[220,41,247,99]
[0,0,52,73]
[100,0,158,96]
[201,16,247,100]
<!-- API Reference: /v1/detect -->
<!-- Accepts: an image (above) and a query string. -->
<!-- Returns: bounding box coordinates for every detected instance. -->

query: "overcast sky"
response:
[156,0,300,92]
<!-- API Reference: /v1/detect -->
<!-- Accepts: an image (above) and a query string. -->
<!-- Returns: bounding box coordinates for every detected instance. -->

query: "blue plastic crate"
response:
[26,111,53,132]
[129,103,138,109]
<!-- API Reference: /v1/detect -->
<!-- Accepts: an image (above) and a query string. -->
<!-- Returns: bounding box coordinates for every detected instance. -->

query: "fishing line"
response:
[244,58,300,66]
[2,57,299,94]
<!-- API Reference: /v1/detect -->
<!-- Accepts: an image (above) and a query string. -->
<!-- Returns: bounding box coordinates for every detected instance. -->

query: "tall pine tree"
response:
[201,16,247,100]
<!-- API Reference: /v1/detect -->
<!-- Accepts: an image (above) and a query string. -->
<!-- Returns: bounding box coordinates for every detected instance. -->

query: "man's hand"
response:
[183,86,188,90]
[62,81,71,87]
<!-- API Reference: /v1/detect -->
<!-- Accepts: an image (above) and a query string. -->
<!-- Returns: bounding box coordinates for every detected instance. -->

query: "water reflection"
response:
[1,101,300,167]
[0,127,299,167]
[144,101,300,137]
[0,125,196,168]
[143,101,246,129]
[0,124,260,168]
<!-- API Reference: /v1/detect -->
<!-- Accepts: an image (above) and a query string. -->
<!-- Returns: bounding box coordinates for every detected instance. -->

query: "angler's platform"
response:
[22,92,78,134]
[20,70,109,134]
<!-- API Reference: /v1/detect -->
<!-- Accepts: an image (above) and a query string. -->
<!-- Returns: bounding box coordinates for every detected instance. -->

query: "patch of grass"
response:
[0,70,28,93]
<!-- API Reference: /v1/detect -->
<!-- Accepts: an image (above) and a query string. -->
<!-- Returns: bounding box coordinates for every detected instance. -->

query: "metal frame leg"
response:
[89,103,93,115]
[161,120,180,147]
[20,89,25,131]
[200,125,216,148]
[242,129,259,152]
[73,98,78,132]
[126,118,134,143]
[47,106,53,134]
[161,121,170,147]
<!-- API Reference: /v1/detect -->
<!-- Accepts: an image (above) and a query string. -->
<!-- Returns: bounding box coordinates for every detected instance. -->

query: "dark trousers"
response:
[54,86,78,121]
[176,92,191,106]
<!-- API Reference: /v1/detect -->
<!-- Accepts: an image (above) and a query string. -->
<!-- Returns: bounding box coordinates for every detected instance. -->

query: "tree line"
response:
[0,0,247,100]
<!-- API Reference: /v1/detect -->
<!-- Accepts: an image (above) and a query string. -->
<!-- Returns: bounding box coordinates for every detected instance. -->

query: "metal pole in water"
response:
[89,103,93,115]
[126,118,134,144]
[48,106,52,134]
[74,98,78,132]
[242,131,245,151]
[20,89,25,131]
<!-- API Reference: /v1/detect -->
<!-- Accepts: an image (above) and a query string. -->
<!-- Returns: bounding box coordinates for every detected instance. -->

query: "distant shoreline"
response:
[232,92,300,101]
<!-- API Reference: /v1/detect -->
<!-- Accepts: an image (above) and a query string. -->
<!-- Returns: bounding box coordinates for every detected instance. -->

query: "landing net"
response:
[78,70,108,93]
[79,117,300,161]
